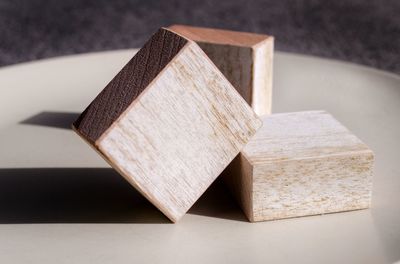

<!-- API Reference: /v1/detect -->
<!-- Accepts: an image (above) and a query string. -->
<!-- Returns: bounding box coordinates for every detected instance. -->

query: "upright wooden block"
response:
[169,25,274,116]
[72,28,262,222]
[224,111,374,222]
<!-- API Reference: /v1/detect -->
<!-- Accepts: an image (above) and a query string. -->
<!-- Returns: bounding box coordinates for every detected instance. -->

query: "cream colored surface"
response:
[0,50,399,263]
[95,43,261,222]
[228,111,373,222]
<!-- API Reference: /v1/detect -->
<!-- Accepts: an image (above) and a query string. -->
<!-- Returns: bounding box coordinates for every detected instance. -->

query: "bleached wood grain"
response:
[169,25,274,116]
[252,39,274,116]
[225,111,374,222]
[95,39,262,222]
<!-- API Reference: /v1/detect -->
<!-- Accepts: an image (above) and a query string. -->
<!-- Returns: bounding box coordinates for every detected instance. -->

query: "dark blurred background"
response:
[0,0,399,73]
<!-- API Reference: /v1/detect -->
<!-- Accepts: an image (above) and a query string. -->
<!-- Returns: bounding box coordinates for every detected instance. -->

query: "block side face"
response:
[222,154,254,221]
[244,111,371,164]
[197,43,253,106]
[251,152,374,222]
[73,28,188,143]
[97,42,261,221]
[169,24,270,47]
[252,38,274,115]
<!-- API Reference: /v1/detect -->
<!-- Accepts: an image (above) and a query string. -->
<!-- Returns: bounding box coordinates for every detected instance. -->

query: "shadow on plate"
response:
[20,111,80,129]
[0,168,246,224]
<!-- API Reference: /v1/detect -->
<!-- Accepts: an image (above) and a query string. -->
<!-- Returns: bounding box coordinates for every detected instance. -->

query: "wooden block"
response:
[169,24,274,116]
[72,28,262,222]
[224,111,374,222]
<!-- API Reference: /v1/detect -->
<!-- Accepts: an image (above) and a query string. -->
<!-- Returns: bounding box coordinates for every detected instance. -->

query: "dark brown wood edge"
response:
[72,28,188,144]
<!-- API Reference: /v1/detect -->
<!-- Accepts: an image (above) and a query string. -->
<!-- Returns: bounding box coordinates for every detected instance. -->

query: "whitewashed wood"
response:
[169,25,274,115]
[224,111,374,222]
[92,39,262,222]
[252,40,273,115]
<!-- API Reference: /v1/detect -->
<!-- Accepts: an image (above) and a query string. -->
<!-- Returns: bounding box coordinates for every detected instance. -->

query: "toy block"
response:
[72,28,262,222]
[169,24,274,116]
[224,111,374,222]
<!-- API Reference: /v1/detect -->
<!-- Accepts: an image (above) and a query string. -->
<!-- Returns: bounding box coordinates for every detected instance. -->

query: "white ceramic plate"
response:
[0,50,399,263]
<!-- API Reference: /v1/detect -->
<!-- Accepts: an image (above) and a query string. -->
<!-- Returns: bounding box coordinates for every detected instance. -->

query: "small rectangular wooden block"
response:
[169,24,274,116]
[224,111,374,222]
[73,28,262,222]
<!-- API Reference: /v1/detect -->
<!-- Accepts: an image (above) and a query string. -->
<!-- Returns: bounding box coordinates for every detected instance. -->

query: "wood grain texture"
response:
[224,111,374,222]
[222,155,254,220]
[169,24,274,115]
[73,28,262,222]
[168,25,269,47]
[73,28,187,143]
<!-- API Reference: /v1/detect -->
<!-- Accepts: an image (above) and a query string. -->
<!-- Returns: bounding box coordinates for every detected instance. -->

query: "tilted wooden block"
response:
[169,24,274,116]
[72,28,262,222]
[224,111,374,222]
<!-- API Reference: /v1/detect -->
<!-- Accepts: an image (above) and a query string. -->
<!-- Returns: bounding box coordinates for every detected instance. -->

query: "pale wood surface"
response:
[222,155,254,220]
[226,111,374,222]
[169,25,274,115]
[252,39,274,115]
[74,30,262,222]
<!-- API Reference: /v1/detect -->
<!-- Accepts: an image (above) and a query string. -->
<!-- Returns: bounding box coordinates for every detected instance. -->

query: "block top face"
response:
[243,111,372,164]
[73,28,188,143]
[169,24,271,47]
